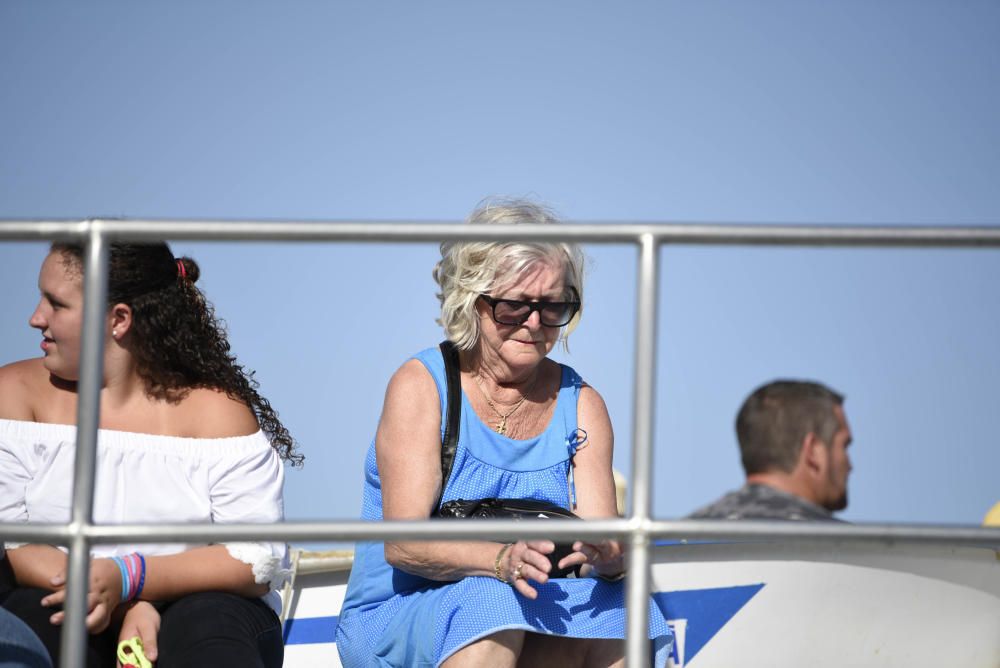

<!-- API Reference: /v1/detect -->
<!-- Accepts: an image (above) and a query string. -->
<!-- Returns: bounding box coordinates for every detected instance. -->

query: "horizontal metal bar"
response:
[0,523,76,542]
[2,519,629,543]
[650,519,1000,547]
[4,519,998,547]
[2,219,1000,247]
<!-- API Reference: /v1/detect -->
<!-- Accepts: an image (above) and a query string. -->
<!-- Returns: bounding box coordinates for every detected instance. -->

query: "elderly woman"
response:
[336,200,673,667]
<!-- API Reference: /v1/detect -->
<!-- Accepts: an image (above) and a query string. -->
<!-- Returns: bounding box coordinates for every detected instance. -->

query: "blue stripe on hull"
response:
[653,584,764,664]
[283,616,340,645]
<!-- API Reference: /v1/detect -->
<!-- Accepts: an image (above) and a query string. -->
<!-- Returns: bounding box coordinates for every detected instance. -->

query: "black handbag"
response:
[434,341,582,578]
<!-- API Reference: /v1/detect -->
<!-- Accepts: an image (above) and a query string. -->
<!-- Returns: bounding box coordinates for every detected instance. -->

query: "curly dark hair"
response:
[52,241,302,466]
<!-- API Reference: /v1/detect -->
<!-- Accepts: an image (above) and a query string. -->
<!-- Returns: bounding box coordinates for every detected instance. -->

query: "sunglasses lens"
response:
[493,300,530,325]
[486,296,579,327]
[539,304,573,326]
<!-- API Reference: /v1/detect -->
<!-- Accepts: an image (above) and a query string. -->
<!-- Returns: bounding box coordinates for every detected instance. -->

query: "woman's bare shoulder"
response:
[0,359,51,420]
[381,358,439,420]
[176,387,260,438]
[0,358,45,386]
[387,357,437,394]
[577,381,609,414]
[577,381,613,446]
[378,358,440,444]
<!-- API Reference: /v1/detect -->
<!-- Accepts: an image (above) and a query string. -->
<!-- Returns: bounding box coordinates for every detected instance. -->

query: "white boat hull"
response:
[281,543,1000,667]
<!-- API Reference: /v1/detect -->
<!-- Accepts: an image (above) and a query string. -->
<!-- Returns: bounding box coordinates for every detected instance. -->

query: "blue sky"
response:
[2,1,998,534]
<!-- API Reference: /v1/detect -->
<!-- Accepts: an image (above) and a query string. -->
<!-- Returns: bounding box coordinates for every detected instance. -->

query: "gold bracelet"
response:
[494,543,514,583]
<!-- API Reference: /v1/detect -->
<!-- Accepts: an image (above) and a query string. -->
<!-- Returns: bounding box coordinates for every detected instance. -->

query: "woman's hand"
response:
[42,558,122,633]
[563,539,626,580]
[117,601,160,667]
[502,540,560,599]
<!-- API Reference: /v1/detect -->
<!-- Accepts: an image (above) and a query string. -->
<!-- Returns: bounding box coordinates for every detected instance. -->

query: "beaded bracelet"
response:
[494,543,514,583]
[111,553,146,602]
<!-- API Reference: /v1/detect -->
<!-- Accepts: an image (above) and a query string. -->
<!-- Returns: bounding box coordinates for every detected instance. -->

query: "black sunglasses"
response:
[479,294,581,328]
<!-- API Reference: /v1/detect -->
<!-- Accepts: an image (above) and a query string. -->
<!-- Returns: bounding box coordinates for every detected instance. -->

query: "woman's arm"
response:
[139,545,267,599]
[378,359,498,578]
[378,360,555,595]
[1,363,66,588]
[44,545,264,631]
[5,545,67,589]
[562,384,625,578]
[569,385,619,520]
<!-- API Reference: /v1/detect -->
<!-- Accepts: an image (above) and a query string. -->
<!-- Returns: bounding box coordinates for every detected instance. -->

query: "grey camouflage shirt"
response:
[688,483,840,522]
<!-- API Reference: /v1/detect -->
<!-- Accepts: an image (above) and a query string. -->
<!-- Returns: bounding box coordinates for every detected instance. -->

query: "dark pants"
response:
[0,605,51,668]
[1,589,282,668]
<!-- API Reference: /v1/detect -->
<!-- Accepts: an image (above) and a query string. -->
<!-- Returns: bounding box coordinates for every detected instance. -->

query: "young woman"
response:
[0,242,301,668]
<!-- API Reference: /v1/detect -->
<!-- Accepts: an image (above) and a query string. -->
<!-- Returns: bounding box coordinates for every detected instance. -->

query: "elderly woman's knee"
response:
[519,634,622,668]
[583,637,624,667]
[442,629,525,667]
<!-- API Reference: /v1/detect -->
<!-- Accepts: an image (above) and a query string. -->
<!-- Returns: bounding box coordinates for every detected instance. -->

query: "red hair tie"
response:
[176,259,186,280]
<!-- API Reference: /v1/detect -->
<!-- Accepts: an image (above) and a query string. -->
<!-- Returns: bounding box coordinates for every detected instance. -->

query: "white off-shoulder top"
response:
[0,418,288,612]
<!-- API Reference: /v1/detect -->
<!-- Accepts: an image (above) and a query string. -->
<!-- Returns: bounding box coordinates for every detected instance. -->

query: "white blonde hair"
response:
[433,198,586,350]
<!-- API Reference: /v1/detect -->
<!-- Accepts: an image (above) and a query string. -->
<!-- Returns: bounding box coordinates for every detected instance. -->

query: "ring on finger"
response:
[514,562,525,580]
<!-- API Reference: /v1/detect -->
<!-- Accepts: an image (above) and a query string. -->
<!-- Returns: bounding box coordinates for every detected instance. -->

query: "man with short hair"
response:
[689,380,853,521]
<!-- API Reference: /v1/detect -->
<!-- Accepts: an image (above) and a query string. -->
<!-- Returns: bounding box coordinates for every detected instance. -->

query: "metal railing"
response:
[2,218,1000,668]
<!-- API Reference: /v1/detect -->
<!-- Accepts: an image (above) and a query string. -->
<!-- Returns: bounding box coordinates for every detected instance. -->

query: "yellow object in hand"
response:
[117,636,153,668]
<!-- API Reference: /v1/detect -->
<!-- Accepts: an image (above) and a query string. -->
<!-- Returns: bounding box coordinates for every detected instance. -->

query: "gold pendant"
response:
[496,417,507,435]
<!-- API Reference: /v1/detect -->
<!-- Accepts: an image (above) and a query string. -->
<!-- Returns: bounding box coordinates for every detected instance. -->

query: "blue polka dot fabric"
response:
[336,347,674,667]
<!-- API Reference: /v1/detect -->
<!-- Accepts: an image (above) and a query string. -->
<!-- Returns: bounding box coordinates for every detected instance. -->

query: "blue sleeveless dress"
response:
[336,347,674,667]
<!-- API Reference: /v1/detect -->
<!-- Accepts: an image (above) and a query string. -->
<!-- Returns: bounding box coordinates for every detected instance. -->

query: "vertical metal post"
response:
[625,233,659,666]
[59,226,109,668]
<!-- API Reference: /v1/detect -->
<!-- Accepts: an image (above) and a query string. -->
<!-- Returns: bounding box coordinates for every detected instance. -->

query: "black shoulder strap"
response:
[436,340,461,510]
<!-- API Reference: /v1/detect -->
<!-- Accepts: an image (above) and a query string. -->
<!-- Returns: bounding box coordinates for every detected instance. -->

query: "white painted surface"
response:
[282,543,1000,667]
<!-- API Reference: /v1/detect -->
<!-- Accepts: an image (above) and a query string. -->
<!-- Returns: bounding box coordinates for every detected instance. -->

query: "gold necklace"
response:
[472,373,535,436]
